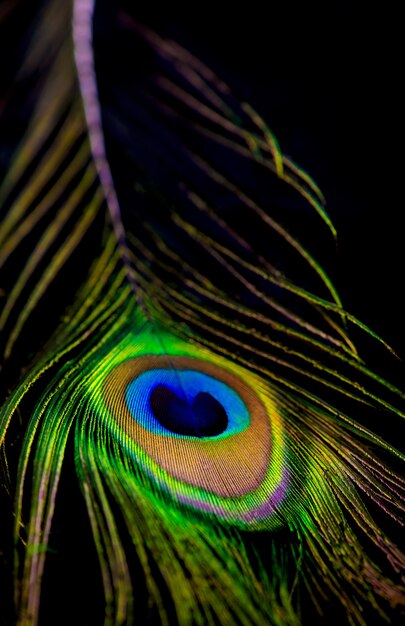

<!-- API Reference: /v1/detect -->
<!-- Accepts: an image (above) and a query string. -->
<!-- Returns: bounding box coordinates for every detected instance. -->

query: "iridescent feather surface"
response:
[0,2,404,625]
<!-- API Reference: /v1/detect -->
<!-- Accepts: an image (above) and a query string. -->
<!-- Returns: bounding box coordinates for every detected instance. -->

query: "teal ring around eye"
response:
[126,369,250,439]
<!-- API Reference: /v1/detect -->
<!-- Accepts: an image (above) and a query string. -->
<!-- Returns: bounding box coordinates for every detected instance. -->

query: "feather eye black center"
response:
[149,384,228,437]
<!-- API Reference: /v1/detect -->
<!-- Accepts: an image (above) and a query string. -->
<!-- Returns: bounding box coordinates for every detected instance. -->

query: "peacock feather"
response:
[0,2,404,625]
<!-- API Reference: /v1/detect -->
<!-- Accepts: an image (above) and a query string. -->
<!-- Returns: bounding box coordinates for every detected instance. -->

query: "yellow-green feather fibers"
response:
[2,244,403,625]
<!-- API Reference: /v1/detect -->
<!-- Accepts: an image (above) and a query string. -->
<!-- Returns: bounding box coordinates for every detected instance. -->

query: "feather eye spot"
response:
[102,354,287,519]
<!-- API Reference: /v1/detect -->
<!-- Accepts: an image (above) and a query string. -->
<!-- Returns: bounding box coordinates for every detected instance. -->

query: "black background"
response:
[150,4,404,361]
